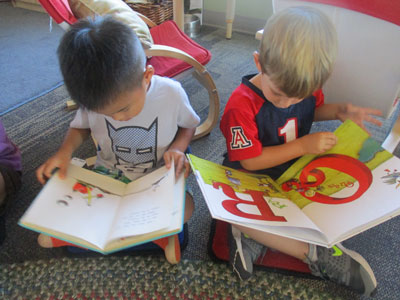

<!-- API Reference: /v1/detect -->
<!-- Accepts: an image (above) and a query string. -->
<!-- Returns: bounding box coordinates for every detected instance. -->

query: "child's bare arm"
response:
[36,128,90,184]
[240,132,337,171]
[164,127,195,179]
[315,103,382,132]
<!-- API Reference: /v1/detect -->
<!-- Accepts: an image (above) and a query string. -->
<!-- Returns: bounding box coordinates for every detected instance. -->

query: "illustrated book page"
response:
[276,120,400,246]
[187,154,328,245]
[19,163,185,253]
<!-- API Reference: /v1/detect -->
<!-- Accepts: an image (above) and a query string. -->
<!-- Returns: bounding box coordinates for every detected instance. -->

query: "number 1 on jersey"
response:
[279,118,298,143]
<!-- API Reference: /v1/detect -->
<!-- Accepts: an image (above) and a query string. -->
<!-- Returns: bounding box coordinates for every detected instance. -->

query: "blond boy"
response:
[220,7,381,296]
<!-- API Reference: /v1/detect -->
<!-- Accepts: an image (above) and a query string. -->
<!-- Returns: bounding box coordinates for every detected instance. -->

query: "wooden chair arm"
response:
[145,45,204,71]
[136,11,157,28]
[146,45,220,139]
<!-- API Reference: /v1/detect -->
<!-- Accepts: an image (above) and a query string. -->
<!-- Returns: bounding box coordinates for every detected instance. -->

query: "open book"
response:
[188,120,400,248]
[19,163,185,254]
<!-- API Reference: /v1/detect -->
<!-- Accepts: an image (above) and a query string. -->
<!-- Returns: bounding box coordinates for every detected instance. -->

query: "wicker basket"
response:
[124,0,173,25]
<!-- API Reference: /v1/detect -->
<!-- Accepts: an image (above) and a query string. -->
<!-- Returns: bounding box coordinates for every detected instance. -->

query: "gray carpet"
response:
[1,10,400,299]
[0,3,64,115]
[2,256,351,299]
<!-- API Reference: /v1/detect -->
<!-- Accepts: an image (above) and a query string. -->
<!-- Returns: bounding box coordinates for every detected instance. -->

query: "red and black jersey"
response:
[220,74,324,179]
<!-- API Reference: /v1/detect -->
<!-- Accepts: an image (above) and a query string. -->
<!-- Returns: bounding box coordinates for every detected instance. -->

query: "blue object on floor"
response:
[0,3,64,115]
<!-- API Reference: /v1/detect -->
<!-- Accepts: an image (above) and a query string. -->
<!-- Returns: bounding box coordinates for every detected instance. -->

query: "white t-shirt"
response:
[70,75,200,180]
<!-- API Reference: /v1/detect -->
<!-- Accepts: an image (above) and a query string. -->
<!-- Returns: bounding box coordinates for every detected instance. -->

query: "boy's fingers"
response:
[365,115,383,127]
[36,165,46,185]
[58,166,67,179]
[163,153,172,168]
[43,165,54,181]
[174,156,184,179]
[320,132,336,142]
[326,132,337,142]
[365,107,383,117]
[38,166,53,185]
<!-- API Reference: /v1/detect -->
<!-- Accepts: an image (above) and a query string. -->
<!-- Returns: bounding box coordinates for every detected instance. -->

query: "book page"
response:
[19,165,122,248]
[123,165,170,195]
[100,171,186,253]
[105,165,175,243]
[276,120,400,245]
[276,120,392,208]
[302,157,400,245]
[188,155,321,232]
[194,170,320,230]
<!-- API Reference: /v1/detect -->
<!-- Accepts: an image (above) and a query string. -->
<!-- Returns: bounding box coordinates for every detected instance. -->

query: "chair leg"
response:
[192,69,220,140]
[66,99,78,111]
[226,0,236,39]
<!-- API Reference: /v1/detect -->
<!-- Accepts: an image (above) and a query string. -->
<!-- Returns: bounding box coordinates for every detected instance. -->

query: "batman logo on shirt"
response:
[106,118,158,171]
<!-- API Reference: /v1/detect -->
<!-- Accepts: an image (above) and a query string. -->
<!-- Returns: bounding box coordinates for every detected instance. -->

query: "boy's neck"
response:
[249,73,262,90]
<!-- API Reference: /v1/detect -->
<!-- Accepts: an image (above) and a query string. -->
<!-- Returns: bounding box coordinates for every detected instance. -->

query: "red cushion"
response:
[301,0,400,26]
[38,0,77,25]
[148,20,212,77]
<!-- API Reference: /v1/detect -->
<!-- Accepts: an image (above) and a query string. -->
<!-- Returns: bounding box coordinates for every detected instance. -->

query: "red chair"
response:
[38,0,220,140]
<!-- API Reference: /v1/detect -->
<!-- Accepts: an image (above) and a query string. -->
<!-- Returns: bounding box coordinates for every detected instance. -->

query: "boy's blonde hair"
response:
[259,6,337,99]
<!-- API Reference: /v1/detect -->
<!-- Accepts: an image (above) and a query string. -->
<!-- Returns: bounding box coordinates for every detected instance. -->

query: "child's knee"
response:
[37,233,54,248]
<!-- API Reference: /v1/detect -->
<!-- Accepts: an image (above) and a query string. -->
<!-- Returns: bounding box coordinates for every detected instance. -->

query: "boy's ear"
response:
[253,51,262,72]
[143,65,154,86]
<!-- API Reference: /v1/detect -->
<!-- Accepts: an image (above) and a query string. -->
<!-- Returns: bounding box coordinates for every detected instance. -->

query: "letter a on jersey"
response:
[230,126,252,149]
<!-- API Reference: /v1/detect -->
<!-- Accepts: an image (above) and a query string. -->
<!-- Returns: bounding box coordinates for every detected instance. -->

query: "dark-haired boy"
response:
[36,16,200,263]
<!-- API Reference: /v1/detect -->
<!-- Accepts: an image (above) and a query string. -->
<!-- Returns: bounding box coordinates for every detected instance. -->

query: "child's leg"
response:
[235,224,376,296]
[153,191,194,264]
[37,234,87,249]
[152,235,180,264]
[237,224,309,260]
[229,224,306,281]
[183,191,194,223]
[228,225,267,281]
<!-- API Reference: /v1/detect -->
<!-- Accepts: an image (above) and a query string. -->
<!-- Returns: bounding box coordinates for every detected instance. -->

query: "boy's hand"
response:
[300,132,338,155]
[36,151,71,185]
[163,149,190,179]
[337,103,383,133]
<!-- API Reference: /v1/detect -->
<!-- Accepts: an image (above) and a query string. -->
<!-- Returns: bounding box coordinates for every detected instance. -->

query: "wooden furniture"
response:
[225,0,235,39]
[12,0,46,12]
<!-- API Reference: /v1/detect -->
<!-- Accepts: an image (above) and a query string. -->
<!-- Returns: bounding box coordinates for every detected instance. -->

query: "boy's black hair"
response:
[58,16,146,111]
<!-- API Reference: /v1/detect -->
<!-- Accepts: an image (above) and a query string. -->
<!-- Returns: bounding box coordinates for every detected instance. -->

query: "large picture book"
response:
[19,163,185,254]
[188,120,400,247]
